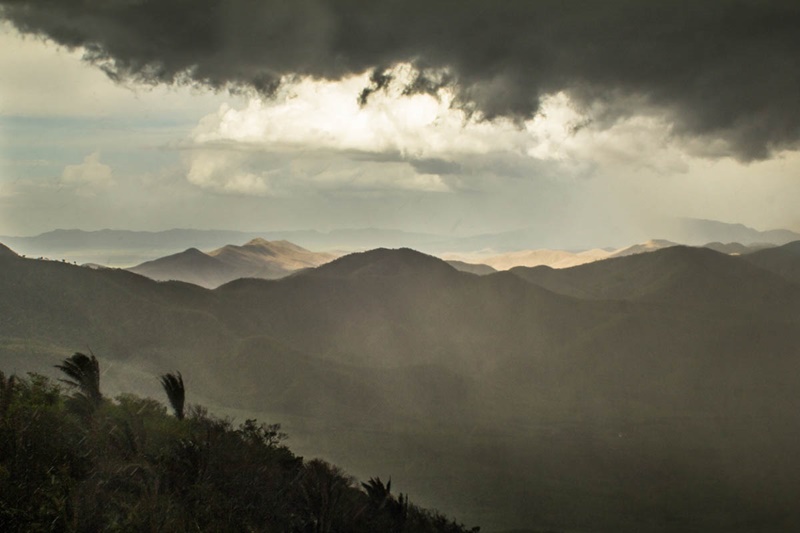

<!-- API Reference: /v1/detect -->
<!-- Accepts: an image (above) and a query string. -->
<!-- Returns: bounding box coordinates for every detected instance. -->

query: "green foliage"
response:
[0,367,478,532]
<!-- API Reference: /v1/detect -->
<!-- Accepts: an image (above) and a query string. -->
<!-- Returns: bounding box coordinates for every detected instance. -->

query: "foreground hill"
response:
[128,239,336,288]
[3,245,800,531]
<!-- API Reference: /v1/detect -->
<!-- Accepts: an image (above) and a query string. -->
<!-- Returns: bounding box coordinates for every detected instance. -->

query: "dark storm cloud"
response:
[2,0,799,160]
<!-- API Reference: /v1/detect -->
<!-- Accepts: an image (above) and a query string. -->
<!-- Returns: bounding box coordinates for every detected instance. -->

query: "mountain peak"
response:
[308,248,455,278]
[242,238,309,253]
[244,237,272,247]
[183,247,207,256]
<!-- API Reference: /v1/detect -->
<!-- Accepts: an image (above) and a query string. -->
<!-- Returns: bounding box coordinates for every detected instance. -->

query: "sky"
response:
[2,1,800,248]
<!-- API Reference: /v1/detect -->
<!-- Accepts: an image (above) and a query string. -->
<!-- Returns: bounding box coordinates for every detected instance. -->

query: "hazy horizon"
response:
[3,1,800,243]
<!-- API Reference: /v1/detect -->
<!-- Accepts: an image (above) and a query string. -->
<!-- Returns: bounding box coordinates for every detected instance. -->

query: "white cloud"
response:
[290,156,450,193]
[184,68,703,197]
[61,152,113,188]
[183,146,449,196]
[184,67,559,195]
[190,66,533,159]
[185,150,272,196]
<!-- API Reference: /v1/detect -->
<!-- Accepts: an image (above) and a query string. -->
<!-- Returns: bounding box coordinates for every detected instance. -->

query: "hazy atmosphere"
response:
[2,1,800,247]
[3,2,800,532]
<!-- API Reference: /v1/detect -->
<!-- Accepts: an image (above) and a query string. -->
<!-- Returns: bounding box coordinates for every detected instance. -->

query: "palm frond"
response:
[160,372,185,420]
[55,352,102,407]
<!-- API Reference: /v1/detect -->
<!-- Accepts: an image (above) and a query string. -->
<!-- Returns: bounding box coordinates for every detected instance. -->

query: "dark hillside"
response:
[0,242,17,257]
[129,247,236,287]
[4,248,800,531]
[742,240,800,285]
[511,245,800,314]
[0,255,231,377]
[214,249,590,373]
[446,260,497,275]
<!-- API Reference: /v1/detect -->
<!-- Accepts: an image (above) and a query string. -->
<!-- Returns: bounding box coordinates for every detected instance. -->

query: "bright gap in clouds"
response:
[185,64,623,196]
[191,66,594,158]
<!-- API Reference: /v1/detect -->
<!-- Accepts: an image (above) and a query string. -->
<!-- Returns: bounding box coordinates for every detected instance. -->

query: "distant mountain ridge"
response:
[510,244,800,310]
[608,239,678,258]
[450,248,613,271]
[3,218,798,266]
[0,228,443,266]
[667,218,800,245]
[128,238,336,288]
[445,239,772,272]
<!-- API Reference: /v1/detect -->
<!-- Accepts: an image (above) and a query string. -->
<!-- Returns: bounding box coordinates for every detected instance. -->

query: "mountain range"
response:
[2,240,800,531]
[3,217,798,267]
[445,238,772,274]
[128,238,337,288]
[102,236,777,289]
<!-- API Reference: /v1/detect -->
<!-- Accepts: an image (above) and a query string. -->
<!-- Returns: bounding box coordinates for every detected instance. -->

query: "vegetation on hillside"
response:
[0,353,479,533]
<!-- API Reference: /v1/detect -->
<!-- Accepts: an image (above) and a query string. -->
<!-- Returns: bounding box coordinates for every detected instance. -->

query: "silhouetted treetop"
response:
[159,371,185,420]
[55,351,102,408]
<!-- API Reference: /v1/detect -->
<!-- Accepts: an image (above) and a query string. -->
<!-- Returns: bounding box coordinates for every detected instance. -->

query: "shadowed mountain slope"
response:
[702,241,773,255]
[741,240,800,285]
[215,249,585,372]
[510,245,800,311]
[0,242,18,257]
[4,247,800,531]
[128,247,235,288]
[303,247,454,279]
[446,259,497,275]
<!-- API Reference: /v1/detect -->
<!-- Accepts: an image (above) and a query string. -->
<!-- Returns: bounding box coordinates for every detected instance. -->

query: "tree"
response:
[361,477,408,532]
[159,372,185,420]
[0,371,15,420]
[298,459,353,533]
[55,352,102,409]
